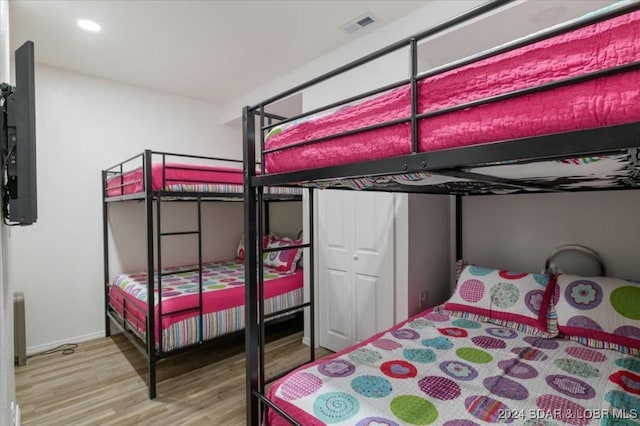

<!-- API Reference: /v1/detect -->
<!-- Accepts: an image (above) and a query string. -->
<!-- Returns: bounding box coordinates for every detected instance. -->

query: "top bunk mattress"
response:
[264,8,640,174]
[106,162,301,196]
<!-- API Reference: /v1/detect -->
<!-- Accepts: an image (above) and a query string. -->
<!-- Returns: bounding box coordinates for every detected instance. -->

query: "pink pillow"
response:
[554,273,640,355]
[263,236,302,274]
[236,234,269,262]
[444,264,557,337]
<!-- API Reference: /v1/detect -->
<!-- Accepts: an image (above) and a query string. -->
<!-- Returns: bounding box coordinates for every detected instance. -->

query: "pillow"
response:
[444,264,557,337]
[263,235,302,274]
[236,234,269,262]
[554,273,640,355]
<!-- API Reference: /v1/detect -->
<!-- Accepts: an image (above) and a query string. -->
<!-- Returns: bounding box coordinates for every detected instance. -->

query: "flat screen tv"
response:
[0,40,37,225]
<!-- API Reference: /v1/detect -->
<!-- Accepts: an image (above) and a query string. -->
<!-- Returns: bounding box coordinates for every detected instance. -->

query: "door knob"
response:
[353,254,358,260]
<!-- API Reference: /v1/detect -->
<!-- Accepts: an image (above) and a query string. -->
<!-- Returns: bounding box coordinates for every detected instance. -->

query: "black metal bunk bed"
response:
[242,0,640,424]
[102,149,302,399]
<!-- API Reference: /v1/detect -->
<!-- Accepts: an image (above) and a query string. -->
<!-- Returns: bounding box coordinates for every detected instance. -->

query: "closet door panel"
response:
[318,190,395,352]
[323,269,351,350]
[352,192,395,334]
[319,190,354,352]
[354,273,379,343]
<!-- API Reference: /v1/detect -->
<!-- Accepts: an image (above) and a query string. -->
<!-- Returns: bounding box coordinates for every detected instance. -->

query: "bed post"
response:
[144,149,157,399]
[102,170,111,337]
[308,187,315,358]
[197,197,204,343]
[243,106,260,426]
[156,194,164,360]
[410,38,419,154]
[455,194,462,261]
[257,187,266,399]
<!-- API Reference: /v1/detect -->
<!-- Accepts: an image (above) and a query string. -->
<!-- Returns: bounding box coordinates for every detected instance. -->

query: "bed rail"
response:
[102,150,245,201]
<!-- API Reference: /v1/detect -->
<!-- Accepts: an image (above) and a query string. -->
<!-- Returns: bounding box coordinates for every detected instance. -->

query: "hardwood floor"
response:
[16,320,331,425]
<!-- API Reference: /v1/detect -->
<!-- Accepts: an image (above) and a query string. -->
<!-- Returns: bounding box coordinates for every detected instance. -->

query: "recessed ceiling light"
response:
[77,19,101,32]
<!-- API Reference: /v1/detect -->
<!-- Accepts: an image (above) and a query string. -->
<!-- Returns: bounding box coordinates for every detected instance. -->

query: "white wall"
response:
[268,201,303,239]
[7,65,243,352]
[394,193,452,320]
[0,1,15,424]
[462,191,640,280]
[407,194,451,316]
[220,0,484,123]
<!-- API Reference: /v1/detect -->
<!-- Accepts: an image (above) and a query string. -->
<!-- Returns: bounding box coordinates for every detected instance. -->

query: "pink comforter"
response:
[106,163,243,196]
[109,260,303,342]
[265,10,640,173]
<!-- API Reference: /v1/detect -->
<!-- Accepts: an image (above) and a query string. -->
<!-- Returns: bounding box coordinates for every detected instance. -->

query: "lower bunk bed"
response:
[267,262,640,425]
[108,259,303,353]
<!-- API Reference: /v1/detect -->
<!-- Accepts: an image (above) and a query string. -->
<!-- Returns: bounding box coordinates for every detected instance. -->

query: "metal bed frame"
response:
[102,149,301,399]
[242,0,640,424]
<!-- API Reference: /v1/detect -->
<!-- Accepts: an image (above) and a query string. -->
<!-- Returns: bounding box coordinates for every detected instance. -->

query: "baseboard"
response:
[26,330,105,355]
[302,336,310,346]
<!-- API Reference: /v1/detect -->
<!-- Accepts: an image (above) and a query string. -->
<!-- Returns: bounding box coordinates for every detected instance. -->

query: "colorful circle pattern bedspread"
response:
[113,260,292,303]
[273,310,640,425]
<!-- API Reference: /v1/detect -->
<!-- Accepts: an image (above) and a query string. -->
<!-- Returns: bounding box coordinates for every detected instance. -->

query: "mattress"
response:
[105,162,301,196]
[109,259,303,352]
[268,308,640,425]
[264,9,640,174]
[308,153,640,194]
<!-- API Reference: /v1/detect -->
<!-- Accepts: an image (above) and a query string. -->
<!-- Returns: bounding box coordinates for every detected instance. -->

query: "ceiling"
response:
[9,0,619,108]
[9,0,429,106]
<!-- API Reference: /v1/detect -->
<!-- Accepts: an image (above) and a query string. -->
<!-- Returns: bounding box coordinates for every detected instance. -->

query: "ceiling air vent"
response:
[340,12,378,35]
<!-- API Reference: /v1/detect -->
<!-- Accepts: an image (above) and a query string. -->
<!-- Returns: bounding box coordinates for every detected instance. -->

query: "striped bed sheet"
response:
[109,259,303,352]
[106,162,301,196]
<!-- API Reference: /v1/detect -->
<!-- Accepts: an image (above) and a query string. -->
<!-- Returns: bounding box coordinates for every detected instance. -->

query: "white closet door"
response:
[352,191,394,343]
[318,190,353,352]
[318,190,394,352]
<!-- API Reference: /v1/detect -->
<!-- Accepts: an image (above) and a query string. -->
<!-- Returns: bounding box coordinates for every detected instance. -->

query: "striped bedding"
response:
[268,308,640,425]
[109,259,303,352]
[106,162,301,196]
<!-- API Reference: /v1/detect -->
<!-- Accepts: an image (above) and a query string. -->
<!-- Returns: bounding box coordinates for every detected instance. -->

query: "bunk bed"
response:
[242,0,640,424]
[102,149,303,399]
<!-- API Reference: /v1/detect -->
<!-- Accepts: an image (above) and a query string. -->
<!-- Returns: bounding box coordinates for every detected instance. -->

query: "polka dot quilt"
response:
[269,309,640,425]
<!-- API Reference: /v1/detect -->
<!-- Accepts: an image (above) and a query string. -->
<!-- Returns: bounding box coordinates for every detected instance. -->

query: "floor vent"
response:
[14,292,26,366]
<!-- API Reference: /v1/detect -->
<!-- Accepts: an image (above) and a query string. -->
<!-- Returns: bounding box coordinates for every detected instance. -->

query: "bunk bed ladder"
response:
[245,106,316,425]
[260,189,315,389]
[156,197,206,350]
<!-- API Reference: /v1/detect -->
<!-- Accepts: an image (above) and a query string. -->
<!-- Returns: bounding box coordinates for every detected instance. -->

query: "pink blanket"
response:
[265,10,640,173]
[106,163,243,196]
[109,260,303,343]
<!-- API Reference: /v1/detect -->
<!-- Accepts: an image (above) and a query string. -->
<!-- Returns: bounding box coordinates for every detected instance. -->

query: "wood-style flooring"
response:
[16,320,330,426]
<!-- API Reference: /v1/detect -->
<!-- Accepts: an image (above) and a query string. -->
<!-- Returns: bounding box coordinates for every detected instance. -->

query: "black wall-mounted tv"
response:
[0,40,37,225]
